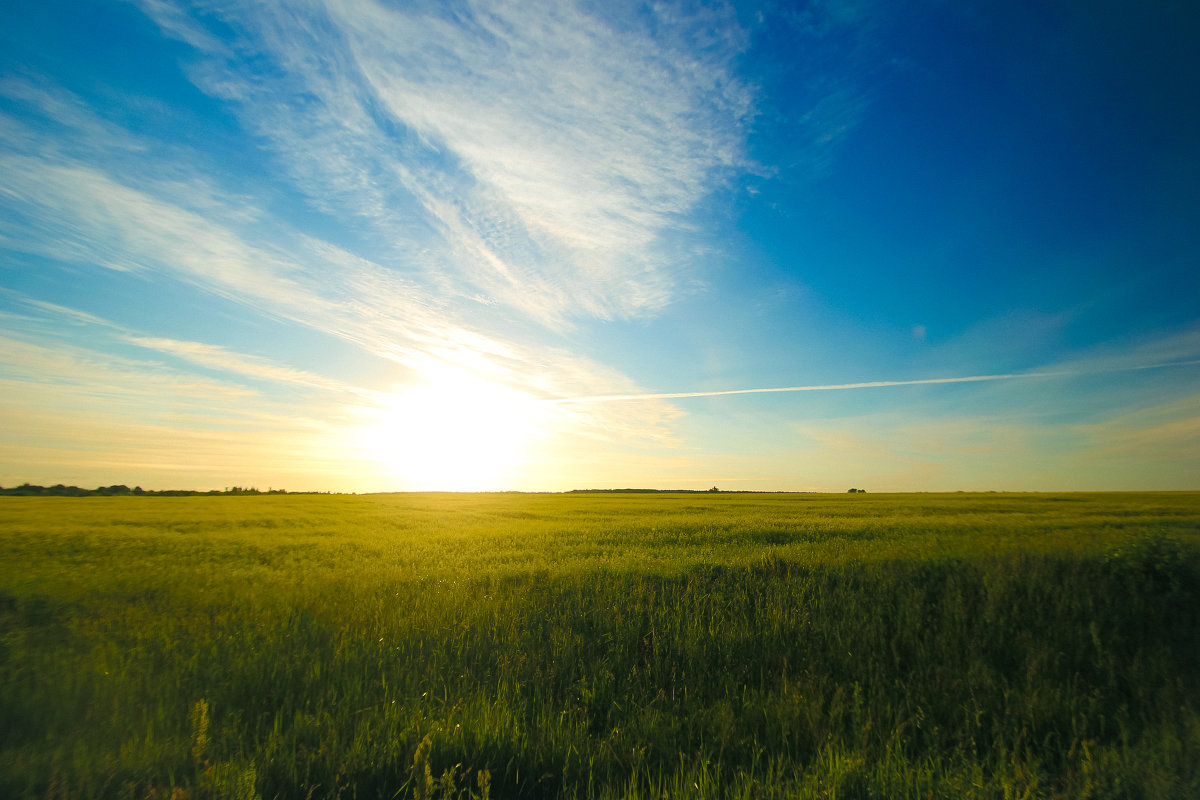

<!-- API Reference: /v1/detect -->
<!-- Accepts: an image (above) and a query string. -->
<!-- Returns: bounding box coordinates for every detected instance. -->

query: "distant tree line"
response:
[0,484,307,497]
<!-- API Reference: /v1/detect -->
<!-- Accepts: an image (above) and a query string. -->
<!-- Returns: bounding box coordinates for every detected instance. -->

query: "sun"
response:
[356,369,546,490]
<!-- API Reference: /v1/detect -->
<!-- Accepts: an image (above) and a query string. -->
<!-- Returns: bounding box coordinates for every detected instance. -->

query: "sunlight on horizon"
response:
[355,369,550,491]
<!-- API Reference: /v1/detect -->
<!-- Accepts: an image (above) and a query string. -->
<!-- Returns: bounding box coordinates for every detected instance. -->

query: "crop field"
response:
[2,491,1199,799]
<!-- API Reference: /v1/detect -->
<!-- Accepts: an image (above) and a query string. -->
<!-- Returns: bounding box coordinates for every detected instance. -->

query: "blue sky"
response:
[2,0,1198,492]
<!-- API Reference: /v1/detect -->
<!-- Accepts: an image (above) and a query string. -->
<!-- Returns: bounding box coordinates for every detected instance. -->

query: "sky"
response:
[1,0,1198,493]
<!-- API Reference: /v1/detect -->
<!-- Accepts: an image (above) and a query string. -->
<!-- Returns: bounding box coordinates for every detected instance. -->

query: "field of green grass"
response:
[2,491,1198,799]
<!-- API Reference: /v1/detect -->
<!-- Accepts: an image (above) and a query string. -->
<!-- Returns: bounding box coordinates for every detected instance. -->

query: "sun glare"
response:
[357,370,546,490]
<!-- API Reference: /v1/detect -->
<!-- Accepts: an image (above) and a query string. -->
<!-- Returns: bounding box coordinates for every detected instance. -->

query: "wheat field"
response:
[2,491,1198,799]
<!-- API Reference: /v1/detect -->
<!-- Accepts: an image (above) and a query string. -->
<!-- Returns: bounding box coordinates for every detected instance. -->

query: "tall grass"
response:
[1,492,1198,798]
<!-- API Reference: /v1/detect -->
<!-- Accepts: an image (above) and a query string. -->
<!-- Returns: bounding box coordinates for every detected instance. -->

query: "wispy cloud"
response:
[0,311,385,489]
[133,0,754,324]
[1073,397,1200,464]
[746,0,890,177]
[124,336,368,397]
[0,75,147,159]
[0,333,261,416]
[1051,326,1200,377]
[0,299,357,403]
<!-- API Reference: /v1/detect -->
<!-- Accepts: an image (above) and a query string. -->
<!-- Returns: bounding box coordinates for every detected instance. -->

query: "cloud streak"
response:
[554,371,1068,403]
[553,359,1200,403]
[124,336,369,397]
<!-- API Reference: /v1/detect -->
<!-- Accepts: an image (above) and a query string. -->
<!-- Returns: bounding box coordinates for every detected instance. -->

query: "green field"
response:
[2,492,1199,799]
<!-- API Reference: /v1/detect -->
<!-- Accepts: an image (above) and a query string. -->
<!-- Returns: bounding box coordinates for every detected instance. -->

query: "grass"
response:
[1,491,1198,798]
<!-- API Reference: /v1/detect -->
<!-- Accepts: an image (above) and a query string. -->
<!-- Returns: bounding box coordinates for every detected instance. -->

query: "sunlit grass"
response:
[1,492,1198,798]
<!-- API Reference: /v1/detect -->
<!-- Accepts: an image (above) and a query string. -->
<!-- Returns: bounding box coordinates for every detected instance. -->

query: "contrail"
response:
[551,359,1200,404]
